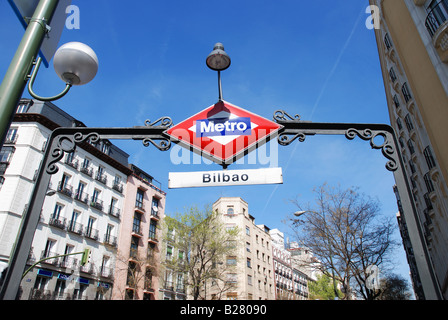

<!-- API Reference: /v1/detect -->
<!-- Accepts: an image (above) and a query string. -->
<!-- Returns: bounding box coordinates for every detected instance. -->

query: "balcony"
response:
[95,172,107,185]
[90,198,103,212]
[104,234,118,247]
[85,227,99,241]
[99,267,114,279]
[135,202,145,213]
[67,221,84,236]
[80,165,93,177]
[64,157,79,170]
[425,0,448,62]
[132,225,143,237]
[108,205,121,219]
[74,190,89,205]
[148,230,158,244]
[40,251,60,266]
[57,182,73,198]
[112,182,123,193]
[49,217,66,230]
[59,256,77,269]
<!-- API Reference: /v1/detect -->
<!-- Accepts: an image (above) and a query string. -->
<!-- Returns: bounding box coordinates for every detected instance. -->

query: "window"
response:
[149,220,157,239]
[52,203,64,220]
[247,258,252,268]
[5,128,18,144]
[105,224,114,243]
[227,207,234,215]
[92,189,101,202]
[68,210,80,233]
[227,256,237,266]
[0,146,14,163]
[166,246,173,260]
[426,0,448,37]
[136,189,144,209]
[43,239,56,258]
[384,33,392,50]
[405,114,414,132]
[226,292,237,300]
[130,236,139,258]
[424,146,437,170]
[402,83,412,103]
[151,197,159,216]
[245,226,250,235]
[396,118,403,131]
[389,67,397,83]
[424,173,435,193]
[16,103,29,113]
[393,95,400,108]
[133,212,142,234]
[407,139,415,155]
[227,273,238,284]
[86,217,96,237]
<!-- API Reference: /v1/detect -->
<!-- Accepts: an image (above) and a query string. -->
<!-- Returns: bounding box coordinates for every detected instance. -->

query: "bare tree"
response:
[288,183,399,300]
[162,205,239,300]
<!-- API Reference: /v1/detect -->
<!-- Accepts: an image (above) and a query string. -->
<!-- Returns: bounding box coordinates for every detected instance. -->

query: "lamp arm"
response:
[27,57,72,102]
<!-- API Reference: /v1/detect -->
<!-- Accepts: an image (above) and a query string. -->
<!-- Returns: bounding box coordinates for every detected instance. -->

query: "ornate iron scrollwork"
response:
[273,110,301,122]
[46,132,100,175]
[278,131,306,146]
[142,137,171,151]
[273,110,399,172]
[144,116,173,128]
[142,117,173,151]
[345,128,398,172]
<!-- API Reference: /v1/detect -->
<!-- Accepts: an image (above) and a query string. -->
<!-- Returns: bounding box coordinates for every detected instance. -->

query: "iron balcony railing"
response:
[425,0,448,37]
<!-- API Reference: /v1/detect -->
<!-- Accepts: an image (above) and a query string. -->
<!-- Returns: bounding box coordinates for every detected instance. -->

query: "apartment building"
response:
[158,216,187,300]
[0,99,131,299]
[212,197,275,300]
[271,229,309,300]
[369,0,448,299]
[111,165,166,300]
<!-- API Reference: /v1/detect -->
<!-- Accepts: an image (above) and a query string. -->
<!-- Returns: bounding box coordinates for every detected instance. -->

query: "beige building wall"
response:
[212,197,275,300]
[370,0,448,299]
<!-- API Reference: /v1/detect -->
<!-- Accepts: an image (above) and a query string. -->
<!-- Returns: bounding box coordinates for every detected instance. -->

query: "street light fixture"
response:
[28,42,99,101]
[206,42,231,101]
[293,211,306,217]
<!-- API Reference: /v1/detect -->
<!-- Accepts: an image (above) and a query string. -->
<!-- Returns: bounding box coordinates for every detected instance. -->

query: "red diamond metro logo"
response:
[165,100,283,165]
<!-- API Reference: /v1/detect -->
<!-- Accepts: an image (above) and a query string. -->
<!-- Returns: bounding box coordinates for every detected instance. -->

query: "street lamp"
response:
[28,42,99,101]
[293,211,306,217]
[206,42,231,101]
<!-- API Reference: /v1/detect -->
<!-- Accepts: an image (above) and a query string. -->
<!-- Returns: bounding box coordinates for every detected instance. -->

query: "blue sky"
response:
[1,1,413,290]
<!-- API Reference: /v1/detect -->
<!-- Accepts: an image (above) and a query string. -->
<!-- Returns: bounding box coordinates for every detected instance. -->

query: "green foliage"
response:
[308,274,342,300]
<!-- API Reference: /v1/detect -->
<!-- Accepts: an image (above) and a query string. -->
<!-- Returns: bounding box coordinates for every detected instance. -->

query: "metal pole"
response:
[0,0,60,148]
[218,70,223,101]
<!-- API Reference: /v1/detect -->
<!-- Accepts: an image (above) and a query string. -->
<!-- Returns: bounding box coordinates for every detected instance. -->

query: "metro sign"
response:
[165,100,283,165]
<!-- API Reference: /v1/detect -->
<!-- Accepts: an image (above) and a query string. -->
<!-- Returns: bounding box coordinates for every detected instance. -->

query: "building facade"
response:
[158,216,188,300]
[212,197,275,300]
[271,229,310,300]
[111,165,166,300]
[0,99,167,300]
[370,0,448,299]
[0,99,131,299]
